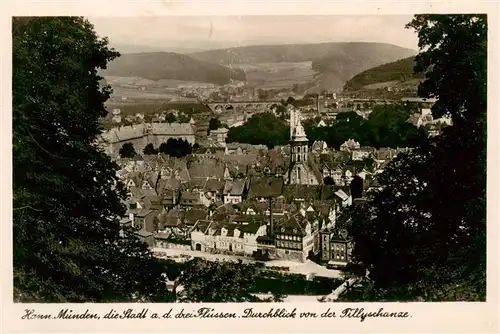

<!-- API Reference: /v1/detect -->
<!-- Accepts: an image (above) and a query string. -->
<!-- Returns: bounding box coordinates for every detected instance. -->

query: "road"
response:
[151,247,343,279]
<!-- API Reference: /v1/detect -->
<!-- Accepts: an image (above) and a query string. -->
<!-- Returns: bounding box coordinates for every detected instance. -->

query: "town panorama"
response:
[12,15,486,304]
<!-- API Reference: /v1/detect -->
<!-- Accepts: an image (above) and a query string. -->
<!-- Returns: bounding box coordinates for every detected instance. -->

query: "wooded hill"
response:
[343,56,424,91]
[190,42,415,66]
[102,52,247,85]
[190,42,415,91]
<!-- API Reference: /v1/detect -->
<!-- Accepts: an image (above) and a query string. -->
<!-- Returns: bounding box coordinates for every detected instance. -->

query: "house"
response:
[190,220,246,255]
[340,139,360,152]
[241,221,270,256]
[282,184,321,203]
[373,147,396,162]
[352,147,375,161]
[179,190,211,208]
[334,189,352,208]
[319,227,353,269]
[255,213,319,263]
[136,230,154,247]
[311,141,328,154]
[209,127,229,146]
[134,208,158,233]
[157,208,184,236]
[223,178,249,204]
[317,119,327,127]
[182,208,209,231]
[247,177,284,201]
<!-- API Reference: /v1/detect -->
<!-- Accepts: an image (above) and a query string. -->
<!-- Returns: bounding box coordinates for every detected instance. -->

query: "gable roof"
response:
[283,184,321,202]
[248,177,284,198]
[223,178,247,196]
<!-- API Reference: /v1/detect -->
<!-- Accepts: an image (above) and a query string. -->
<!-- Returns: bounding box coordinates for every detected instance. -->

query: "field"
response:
[105,101,212,118]
[363,78,422,90]
[110,87,178,101]
[232,62,316,89]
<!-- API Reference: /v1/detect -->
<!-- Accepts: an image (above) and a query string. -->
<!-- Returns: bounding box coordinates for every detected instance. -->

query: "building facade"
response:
[287,108,320,186]
[100,122,196,157]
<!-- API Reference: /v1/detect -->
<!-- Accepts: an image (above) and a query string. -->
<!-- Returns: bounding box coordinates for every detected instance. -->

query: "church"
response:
[286,107,321,185]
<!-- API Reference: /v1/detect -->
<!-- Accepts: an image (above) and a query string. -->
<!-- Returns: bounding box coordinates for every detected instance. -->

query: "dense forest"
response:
[343,56,425,91]
[190,42,415,66]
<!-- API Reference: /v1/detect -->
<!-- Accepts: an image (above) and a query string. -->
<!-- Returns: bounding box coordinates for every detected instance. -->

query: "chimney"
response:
[268,197,274,238]
[317,94,320,113]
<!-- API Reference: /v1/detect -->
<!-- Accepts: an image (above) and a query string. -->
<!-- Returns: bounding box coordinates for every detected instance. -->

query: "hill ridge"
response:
[343,56,424,92]
[102,51,246,85]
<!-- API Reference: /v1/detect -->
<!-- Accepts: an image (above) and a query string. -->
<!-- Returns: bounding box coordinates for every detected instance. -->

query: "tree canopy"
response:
[143,143,158,155]
[119,142,136,158]
[227,112,289,149]
[208,117,222,131]
[12,17,168,302]
[159,138,193,158]
[174,258,263,302]
[303,103,427,149]
[347,14,486,301]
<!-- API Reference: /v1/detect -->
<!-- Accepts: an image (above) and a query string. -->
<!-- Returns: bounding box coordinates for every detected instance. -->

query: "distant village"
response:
[95,93,454,270]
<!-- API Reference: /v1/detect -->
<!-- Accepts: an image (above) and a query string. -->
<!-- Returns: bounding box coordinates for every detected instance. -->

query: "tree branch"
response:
[13,205,42,212]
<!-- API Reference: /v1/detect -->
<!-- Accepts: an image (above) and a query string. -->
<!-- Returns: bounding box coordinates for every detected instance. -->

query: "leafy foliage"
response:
[208,117,222,131]
[304,103,427,149]
[158,138,193,158]
[227,104,426,149]
[143,143,158,155]
[119,142,136,158]
[348,14,486,301]
[323,176,335,185]
[164,113,177,123]
[175,258,263,302]
[227,112,289,149]
[13,17,169,302]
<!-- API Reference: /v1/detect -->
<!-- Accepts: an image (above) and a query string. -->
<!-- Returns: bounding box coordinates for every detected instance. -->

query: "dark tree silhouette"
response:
[349,14,487,301]
[323,176,335,185]
[164,113,177,123]
[349,175,364,199]
[159,138,193,158]
[143,143,158,155]
[12,17,169,302]
[227,112,289,149]
[119,143,136,158]
[208,117,222,131]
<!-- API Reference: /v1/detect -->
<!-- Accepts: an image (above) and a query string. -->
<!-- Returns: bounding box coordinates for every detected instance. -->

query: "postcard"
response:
[1,0,499,333]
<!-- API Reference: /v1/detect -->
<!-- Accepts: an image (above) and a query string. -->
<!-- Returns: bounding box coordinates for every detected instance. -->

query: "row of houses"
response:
[121,176,357,264]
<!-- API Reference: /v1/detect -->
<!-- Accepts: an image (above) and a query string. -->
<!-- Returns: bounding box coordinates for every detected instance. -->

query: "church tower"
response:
[288,107,319,185]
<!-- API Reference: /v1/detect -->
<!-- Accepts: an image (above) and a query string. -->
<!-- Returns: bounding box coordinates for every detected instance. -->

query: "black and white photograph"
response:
[9,9,489,311]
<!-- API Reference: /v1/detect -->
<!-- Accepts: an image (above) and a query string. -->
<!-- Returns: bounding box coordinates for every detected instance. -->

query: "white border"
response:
[1,1,499,333]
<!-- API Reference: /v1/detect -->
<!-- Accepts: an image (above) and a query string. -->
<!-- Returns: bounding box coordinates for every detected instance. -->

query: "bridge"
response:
[205,101,281,113]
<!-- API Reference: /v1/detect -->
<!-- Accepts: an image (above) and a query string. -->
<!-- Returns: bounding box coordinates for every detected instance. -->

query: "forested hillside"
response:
[102,52,246,85]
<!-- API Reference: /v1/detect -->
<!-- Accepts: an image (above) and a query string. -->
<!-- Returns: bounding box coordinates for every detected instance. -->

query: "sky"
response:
[88,15,419,52]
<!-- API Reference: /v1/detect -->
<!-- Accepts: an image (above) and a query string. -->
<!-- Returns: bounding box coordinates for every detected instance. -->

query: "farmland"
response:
[232,61,316,89]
